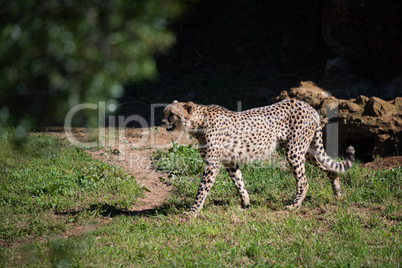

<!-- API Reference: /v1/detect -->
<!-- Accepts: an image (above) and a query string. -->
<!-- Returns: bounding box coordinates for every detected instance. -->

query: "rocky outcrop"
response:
[275,81,402,161]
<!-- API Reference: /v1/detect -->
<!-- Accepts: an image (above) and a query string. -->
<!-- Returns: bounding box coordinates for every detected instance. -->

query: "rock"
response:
[355,95,369,106]
[276,81,330,109]
[376,134,390,143]
[320,97,338,117]
[393,97,402,112]
[364,97,395,117]
[274,82,402,161]
[339,100,362,113]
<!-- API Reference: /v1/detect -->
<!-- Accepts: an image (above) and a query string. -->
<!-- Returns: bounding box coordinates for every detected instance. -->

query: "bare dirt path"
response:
[43,126,192,213]
[2,127,190,248]
[78,127,191,213]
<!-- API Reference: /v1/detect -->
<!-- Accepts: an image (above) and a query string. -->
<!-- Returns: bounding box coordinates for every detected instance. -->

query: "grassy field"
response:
[0,129,143,257]
[1,136,401,267]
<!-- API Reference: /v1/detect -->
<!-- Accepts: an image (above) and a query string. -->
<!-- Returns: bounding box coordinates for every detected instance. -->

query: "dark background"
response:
[120,0,402,124]
[1,0,401,127]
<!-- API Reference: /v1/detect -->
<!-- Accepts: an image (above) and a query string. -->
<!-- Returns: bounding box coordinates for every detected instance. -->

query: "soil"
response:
[363,155,402,171]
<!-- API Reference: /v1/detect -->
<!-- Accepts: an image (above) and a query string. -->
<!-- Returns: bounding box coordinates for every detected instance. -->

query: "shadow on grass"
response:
[55,200,194,218]
[55,195,304,219]
[56,204,160,218]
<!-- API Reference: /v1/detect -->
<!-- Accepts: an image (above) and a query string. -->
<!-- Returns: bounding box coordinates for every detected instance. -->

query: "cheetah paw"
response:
[241,203,250,209]
[285,204,300,211]
[183,211,197,218]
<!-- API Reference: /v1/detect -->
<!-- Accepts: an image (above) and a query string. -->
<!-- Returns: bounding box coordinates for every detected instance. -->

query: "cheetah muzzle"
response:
[166,123,176,132]
[162,99,355,217]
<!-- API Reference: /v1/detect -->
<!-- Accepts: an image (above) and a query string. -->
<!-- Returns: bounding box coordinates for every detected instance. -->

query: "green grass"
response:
[0,128,143,247]
[1,140,401,267]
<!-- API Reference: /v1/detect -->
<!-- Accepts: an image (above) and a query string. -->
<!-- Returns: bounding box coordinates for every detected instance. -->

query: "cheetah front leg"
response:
[224,163,250,209]
[185,159,220,217]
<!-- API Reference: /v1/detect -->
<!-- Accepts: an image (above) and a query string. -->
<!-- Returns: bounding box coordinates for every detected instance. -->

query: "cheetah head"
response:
[161,100,194,132]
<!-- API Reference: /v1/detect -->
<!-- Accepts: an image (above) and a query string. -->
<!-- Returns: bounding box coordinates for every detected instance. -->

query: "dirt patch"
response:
[50,127,193,213]
[363,156,402,171]
[87,127,193,213]
[9,127,192,246]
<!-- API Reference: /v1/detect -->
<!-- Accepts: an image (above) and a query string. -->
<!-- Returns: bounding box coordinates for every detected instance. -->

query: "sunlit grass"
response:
[1,140,401,266]
[0,128,143,245]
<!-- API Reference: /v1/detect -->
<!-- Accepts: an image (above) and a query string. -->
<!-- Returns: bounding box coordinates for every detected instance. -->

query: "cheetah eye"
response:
[168,112,181,121]
[168,113,176,121]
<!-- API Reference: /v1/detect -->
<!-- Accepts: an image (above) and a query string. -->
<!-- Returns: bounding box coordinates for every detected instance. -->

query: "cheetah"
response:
[161,99,355,217]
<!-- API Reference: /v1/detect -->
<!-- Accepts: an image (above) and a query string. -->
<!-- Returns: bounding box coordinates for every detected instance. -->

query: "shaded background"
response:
[122,0,402,126]
[1,0,401,128]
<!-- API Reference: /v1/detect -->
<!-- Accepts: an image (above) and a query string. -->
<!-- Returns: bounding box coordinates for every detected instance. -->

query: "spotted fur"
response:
[162,99,355,217]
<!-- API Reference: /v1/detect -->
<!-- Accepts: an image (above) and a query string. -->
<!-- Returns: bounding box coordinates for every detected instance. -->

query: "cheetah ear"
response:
[173,100,178,104]
[183,101,194,117]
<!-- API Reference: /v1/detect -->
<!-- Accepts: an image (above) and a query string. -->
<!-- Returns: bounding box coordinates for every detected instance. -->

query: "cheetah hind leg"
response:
[305,152,342,198]
[224,163,250,209]
[285,154,309,211]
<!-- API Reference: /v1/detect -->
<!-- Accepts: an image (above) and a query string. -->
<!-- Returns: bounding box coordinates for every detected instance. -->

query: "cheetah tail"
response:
[310,130,355,173]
